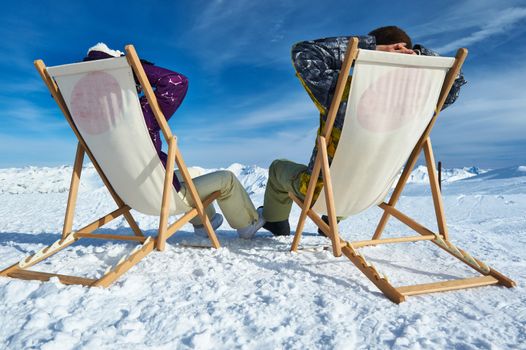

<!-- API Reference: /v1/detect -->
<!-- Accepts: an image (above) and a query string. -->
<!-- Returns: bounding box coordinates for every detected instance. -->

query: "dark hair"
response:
[368,26,412,48]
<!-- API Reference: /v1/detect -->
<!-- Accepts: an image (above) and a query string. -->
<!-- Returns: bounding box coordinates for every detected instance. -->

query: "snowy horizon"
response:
[2,161,525,195]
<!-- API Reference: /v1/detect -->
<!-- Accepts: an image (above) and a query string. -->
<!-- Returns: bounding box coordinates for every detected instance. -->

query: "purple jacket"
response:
[84,51,188,191]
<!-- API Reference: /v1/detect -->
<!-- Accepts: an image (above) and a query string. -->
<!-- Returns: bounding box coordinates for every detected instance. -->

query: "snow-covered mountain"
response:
[0,163,515,195]
[463,165,526,180]
[407,165,486,184]
[0,163,102,195]
[202,163,269,195]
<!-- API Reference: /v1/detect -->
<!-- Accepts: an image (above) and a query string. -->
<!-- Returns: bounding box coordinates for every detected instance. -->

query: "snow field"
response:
[0,164,525,349]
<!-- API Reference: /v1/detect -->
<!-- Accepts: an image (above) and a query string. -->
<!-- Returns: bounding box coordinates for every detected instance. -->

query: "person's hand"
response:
[376,42,415,55]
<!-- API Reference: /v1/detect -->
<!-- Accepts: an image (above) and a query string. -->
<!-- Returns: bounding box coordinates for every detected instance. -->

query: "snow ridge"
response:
[408,165,486,184]
[2,163,525,195]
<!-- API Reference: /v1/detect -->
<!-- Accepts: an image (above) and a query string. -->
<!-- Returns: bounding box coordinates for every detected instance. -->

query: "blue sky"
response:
[1,0,525,169]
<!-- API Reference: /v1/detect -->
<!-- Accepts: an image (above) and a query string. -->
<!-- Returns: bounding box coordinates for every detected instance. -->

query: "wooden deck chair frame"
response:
[0,45,221,288]
[289,38,516,303]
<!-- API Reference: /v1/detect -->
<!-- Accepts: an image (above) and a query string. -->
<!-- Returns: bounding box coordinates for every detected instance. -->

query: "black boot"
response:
[263,220,291,236]
[318,215,341,237]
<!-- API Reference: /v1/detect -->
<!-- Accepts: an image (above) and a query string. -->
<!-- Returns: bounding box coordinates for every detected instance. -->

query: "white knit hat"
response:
[87,42,124,57]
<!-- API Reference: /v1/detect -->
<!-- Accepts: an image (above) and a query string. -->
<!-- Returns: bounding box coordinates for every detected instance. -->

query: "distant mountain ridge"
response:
[0,163,524,195]
[407,165,486,184]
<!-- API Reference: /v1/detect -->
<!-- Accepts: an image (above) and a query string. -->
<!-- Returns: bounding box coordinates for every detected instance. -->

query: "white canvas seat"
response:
[290,38,515,303]
[1,45,221,288]
[47,57,190,216]
[312,50,454,216]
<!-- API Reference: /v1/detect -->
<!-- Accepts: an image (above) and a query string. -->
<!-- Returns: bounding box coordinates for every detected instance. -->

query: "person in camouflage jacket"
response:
[262,26,467,236]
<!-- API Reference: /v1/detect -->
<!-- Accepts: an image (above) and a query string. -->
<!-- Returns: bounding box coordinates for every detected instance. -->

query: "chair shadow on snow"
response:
[234,233,471,294]
[234,246,357,290]
[0,227,485,294]
[0,227,342,282]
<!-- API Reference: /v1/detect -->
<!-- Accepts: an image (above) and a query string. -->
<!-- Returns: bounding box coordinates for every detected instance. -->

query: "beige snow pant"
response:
[176,169,258,229]
[262,159,307,222]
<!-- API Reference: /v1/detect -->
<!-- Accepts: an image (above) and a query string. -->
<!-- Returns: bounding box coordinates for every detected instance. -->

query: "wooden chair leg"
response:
[157,138,176,251]
[423,138,449,240]
[318,136,341,257]
[290,194,309,252]
[123,210,143,237]
[291,153,324,252]
[62,142,85,239]
[159,191,221,244]
[174,147,220,249]
[94,237,155,287]
[2,235,156,289]
[199,211,220,248]
[340,243,406,303]
[372,143,423,240]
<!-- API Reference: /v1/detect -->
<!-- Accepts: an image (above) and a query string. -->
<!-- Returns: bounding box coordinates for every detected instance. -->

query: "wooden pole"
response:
[157,137,176,251]
[125,45,173,142]
[290,37,359,252]
[351,235,435,248]
[174,148,220,249]
[7,270,97,286]
[397,276,499,296]
[62,142,85,239]
[438,161,442,191]
[321,37,359,139]
[125,45,220,249]
[290,155,322,252]
[423,138,448,240]
[340,245,406,303]
[372,145,422,240]
[318,136,341,257]
[74,233,147,242]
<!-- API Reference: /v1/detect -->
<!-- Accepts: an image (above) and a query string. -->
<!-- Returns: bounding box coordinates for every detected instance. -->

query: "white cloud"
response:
[236,98,314,128]
[5,79,46,94]
[411,0,523,38]
[178,1,296,70]
[174,90,317,138]
[434,7,526,53]
[0,17,44,71]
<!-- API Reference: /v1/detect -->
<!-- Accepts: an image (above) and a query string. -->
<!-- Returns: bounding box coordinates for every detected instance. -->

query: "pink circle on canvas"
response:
[356,68,431,133]
[70,71,123,135]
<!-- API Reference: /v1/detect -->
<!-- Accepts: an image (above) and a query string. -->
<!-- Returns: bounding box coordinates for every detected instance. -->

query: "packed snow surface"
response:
[0,163,524,349]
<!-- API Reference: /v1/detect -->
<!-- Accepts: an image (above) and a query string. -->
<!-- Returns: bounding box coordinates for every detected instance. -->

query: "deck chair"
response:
[0,45,221,287]
[290,38,515,303]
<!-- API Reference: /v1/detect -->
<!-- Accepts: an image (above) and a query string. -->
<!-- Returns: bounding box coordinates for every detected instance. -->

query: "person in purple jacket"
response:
[84,43,264,239]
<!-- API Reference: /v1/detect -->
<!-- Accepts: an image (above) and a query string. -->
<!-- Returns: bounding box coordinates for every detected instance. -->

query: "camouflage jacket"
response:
[292,35,467,197]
